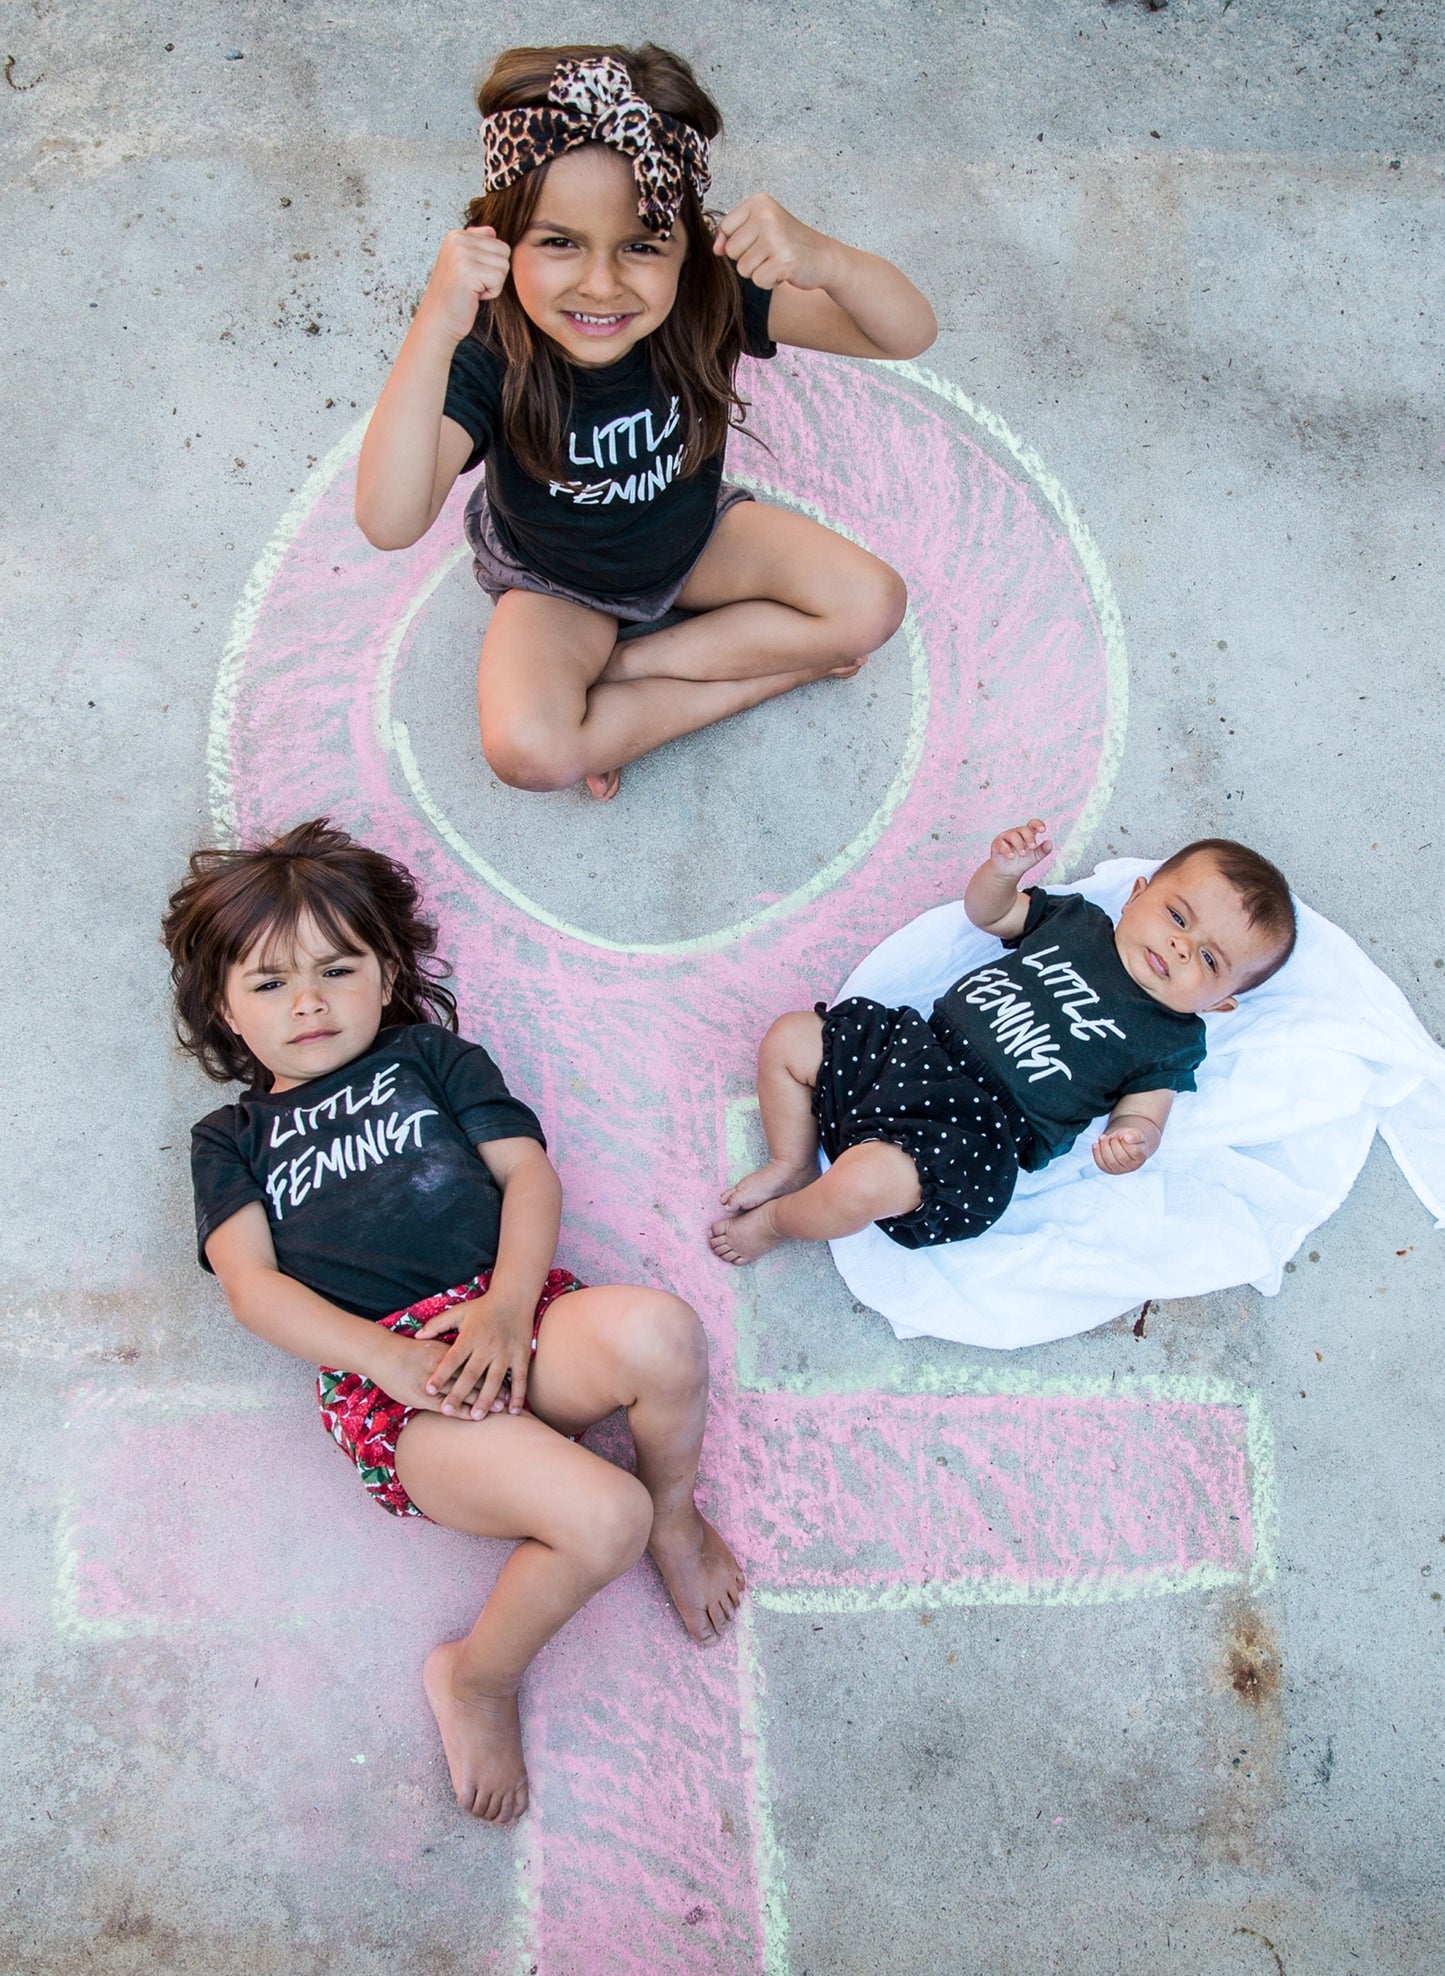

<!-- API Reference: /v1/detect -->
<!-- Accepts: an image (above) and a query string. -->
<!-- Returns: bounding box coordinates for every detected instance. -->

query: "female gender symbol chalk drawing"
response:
[206,356,1259,1969]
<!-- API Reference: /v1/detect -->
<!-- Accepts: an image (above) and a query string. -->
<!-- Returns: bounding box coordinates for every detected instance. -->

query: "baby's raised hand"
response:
[1091,1122,1157,1177]
[418,225,512,343]
[713,194,838,292]
[989,819,1052,883]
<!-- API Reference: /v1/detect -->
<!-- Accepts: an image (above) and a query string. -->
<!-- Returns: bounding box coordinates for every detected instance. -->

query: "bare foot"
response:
[720,1158,815,1216]
[423,1642,529,1824]
[585,768,621,800]
[649,1503,746,1644]
[709,1201,788,1265]
[825,655,867,679]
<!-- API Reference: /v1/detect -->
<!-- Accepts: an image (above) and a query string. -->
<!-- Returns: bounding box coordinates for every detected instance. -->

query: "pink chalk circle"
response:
[209,353,1124,973]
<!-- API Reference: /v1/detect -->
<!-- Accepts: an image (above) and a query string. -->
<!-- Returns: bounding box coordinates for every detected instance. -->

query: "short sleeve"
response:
[417,1026,547,1150]
[738,275,777,359]
[1000,886,1066,949]
[191,1110,265,1273]
[442,331,506,474]
[1113,1036,1207,1100]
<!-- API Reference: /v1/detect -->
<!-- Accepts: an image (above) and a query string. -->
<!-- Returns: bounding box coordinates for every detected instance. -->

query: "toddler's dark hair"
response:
[161,818,458,1087]
[464,42,750,485]
[1153,838,1297,990]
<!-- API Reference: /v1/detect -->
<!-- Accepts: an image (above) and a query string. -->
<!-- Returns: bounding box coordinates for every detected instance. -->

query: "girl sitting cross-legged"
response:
[356,41,936,799]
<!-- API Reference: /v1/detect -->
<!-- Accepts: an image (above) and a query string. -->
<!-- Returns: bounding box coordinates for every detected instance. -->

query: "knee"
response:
[764,1009,816,1052]
[582,1472,653,1582]
[480,716,580,793]
[614,1290,709,1400]
[858,560,908,649]
[833,1140,922,1219]
[762,1009,824,1076]
[812,556,906,663]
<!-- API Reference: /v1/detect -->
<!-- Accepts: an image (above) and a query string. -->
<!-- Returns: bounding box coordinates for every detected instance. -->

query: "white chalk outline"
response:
[735,1604,791,1976]
[52,1382,273,1642]
[878,358,1130,881]
[380,482,931,957]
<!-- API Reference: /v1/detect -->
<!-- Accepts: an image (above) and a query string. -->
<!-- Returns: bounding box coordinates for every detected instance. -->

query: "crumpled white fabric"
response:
[826,860,1445,1350]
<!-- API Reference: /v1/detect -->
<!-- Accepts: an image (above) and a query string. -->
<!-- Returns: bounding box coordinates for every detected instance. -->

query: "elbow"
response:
[354,500,423,553]
[895,305,938,361]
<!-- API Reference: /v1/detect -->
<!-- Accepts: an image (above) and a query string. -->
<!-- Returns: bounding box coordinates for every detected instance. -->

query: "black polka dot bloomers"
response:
[811,997,1038,1250]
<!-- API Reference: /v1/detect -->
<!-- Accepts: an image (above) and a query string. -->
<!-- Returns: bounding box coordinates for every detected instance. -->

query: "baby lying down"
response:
[711,820,1296,1263]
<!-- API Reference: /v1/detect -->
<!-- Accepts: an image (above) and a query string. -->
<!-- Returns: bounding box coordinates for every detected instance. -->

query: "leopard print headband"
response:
[481,55,711,236]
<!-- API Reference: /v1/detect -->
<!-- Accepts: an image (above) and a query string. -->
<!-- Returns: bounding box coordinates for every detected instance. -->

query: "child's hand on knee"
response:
[988,819,1052,884]
[417,1294,534,1419]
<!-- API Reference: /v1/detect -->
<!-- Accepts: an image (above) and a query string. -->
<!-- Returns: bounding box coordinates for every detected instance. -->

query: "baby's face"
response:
[221,910,395,1092]
[1113,854,1281,1015]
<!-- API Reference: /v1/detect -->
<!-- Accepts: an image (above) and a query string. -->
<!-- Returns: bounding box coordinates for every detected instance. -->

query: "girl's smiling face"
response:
[509,144,687,366]
[221,911,396,1092]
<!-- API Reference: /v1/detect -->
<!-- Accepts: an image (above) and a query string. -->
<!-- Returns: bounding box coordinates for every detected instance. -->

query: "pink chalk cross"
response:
[178,352,1271,1967]
[498,1067,1263,1973]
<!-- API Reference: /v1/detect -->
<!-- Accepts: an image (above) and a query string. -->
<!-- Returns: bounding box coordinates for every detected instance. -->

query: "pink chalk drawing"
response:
[56,354,1271,1970]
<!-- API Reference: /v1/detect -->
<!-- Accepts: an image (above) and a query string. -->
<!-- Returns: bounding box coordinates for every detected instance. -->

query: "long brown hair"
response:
[161,818,458,1087]
[464,43,750,485]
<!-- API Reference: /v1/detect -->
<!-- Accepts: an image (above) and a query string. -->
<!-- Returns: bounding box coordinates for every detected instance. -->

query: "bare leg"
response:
[478,592,870,800]
[721,1011,828,1214]
[710,1141,924,1265]
[394,1285,743,1821]
[526,1286,745,1647]
[604,502,907,684]
[475,506,907,797]
[395,1412,652,1823]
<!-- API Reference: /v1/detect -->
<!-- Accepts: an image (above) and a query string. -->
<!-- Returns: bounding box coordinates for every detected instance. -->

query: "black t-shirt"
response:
[443,274,777,598]
[190,1024,546,1321]
[934,890,1207,1167]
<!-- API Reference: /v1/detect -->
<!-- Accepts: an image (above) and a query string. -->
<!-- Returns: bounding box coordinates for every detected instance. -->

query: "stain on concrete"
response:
[1223,1605,1281,1710]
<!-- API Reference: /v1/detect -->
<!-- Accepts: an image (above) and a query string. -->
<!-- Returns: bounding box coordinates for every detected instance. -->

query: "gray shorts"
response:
[463,481,753,639]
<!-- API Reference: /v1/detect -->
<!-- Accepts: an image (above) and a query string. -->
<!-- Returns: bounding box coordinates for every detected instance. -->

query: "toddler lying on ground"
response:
[711,819,1296,1262]
[167,820,742,1826]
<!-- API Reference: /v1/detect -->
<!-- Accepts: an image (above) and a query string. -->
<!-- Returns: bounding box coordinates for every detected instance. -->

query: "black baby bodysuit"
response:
[934,889,1207,1167]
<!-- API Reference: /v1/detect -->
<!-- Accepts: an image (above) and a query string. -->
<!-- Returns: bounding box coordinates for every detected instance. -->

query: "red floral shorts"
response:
[316,1267,583,1519]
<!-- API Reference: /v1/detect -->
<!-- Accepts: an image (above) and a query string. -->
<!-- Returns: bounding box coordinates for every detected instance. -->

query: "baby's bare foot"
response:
[720,1159,815,1216]
[649,1503,745,1644]
[709,1202,788,1265]
[585,768,621,801]
[825,655,867,679]
[423,1642,528,1824]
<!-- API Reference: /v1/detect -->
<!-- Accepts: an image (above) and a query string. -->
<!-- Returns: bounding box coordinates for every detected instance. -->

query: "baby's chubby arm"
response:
[714,195,936,361]
[204,1203,451,1411]
[355,226,510,551]
[1092,1089,1175,1177]
[963,819,1053,941]
[413,1138,562,1421]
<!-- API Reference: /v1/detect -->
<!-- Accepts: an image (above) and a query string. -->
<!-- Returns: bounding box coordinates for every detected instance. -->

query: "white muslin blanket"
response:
[827,860,1445,1350]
